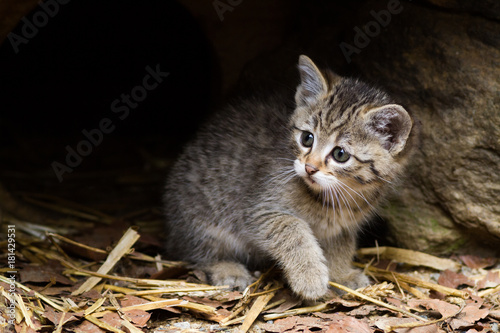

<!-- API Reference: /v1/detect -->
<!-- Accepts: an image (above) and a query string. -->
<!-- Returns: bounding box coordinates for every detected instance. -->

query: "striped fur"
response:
[163,55,413,300]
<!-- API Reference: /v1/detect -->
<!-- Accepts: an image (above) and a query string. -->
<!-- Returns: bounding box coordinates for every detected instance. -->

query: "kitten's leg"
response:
[201,261,253,291]
[257,214,329,300]
[322,229,370,291]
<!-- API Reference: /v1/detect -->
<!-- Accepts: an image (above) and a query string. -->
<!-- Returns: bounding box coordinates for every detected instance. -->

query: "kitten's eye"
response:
[332,147,350,163]
[300,132,314,148]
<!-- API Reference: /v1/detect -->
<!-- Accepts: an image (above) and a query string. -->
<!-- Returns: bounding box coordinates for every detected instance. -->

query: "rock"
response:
[347,0,500,254]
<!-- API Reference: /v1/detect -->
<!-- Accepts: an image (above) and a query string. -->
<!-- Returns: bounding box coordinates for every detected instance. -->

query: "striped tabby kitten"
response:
[164,55,413,300]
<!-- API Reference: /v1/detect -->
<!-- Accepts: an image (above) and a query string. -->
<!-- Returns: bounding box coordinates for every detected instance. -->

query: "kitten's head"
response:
[291,55,413,195]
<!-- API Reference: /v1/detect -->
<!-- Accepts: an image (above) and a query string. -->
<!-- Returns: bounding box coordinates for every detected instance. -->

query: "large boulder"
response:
[347,0,500,254]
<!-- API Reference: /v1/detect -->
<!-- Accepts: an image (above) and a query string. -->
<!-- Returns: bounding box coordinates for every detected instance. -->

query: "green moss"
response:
[428,237,467,255]
[446,238,467,252]
[428,218,441,232]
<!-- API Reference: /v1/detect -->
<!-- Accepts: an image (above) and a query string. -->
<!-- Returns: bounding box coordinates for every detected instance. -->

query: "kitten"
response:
[163,55,413,300]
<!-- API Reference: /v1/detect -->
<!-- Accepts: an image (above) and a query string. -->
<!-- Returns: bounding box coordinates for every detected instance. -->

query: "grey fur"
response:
[163,55,413,300]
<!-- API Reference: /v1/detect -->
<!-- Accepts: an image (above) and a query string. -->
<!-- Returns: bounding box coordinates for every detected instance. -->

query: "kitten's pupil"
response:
[332,147,350,163]
[301,132,314,147]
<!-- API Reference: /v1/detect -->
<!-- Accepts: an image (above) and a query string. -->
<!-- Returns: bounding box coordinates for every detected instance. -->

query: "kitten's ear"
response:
[365,104,412,155]
[295,55,328,106]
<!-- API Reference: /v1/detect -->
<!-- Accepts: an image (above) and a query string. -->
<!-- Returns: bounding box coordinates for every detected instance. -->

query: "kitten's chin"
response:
[302,176,323,192]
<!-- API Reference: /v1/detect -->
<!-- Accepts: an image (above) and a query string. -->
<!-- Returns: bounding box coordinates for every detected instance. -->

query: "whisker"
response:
[330,183,346,225]
[332,182,357,228]
[336,179,376,212]
[376,175,393,184]
[327,184,336,227]
[265,168,297,193]
[335,180,366,216]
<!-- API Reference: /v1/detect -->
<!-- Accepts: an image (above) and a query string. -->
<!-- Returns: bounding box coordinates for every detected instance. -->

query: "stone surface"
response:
[347,1,500,254]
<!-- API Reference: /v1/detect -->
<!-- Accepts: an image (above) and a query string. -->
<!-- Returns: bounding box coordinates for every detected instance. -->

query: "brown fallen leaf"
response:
[459,255,497,269]
[489,310,500,320]
[120,295,150,308]
[438,270,475,289]
[183,296,226,309]
[73,319,106,333]
[312,312,346,321]
[213,290,243,303]
[449,300,489,330]
[260,316,325,332]
[20,261,73,285]
[408,299,460,318]
[374,317,439,333]
[42,306,81,326]
[326,316,372,333]
[14,324,39,333]
[476,271,500,290]
[30,285,75,296]
[328,297,363,308]
[123,309,151,327]
[347,304,379,317]
[100,312,125,329]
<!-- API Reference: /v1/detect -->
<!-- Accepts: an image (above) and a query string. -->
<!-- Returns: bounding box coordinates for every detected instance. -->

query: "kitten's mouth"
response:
[304,175,319,187]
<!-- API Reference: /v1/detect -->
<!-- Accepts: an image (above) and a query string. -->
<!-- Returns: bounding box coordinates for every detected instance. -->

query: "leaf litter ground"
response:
[1,184,499,333]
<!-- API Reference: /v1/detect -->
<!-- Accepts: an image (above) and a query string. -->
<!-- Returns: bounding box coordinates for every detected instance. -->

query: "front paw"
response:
[333,268,370,292]
[205,261,254,291]
[287,262,330,300]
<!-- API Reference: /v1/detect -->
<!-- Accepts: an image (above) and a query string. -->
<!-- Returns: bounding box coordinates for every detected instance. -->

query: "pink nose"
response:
[305,164,318,175]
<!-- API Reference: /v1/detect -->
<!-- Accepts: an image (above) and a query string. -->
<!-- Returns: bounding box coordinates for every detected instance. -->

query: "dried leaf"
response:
[313,312,346,321]
[42,306,80,326]
[120,295,150,308]
[476,271,500,290]
[20,261,73,285]
[449,301,489,330]
[73,319,106,333]
[31,285,74,296]
[438,270,475,289]
[261,316,325,332]
[374,317,439,333]
[459,255,497,269]
[347,304,379,316]
[183,296,225,309]
[100,312,124,329]
[14,323,39,333]
[123,309,151,327]
[326,316,372,333]
[328,297,362,308]
[408,299,460,318]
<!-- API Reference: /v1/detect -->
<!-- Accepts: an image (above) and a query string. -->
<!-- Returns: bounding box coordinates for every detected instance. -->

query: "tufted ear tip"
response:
[365,104,413,155]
